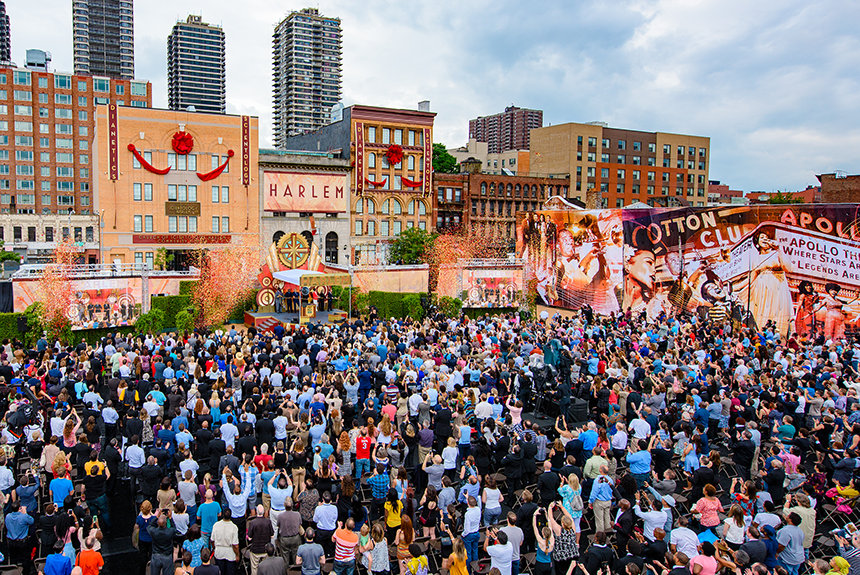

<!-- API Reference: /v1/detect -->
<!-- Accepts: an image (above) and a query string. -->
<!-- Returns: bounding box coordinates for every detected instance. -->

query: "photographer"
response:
[484,526,514,575]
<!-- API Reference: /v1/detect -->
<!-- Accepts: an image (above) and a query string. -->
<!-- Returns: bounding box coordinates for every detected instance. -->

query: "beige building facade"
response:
[93,105,259,268]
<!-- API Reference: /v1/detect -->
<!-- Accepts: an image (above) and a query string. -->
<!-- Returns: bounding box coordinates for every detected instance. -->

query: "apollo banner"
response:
[263,171,348,213]
[517,204,860,338]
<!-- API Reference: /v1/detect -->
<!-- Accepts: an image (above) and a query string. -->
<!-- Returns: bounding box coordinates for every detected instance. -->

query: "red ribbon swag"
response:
[197,150,234,182]
[128,144,234,181]
[365,177,387,187]
[401,176,423,188]
[128,144,170,175]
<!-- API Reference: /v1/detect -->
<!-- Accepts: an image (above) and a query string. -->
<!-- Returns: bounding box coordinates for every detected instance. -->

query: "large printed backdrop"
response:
[517,205,860,338]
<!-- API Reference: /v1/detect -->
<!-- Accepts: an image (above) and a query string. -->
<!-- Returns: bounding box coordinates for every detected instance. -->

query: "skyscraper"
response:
[272,8,342,147]
[469,106,543,154]
[73,0,135,79]
[168,15,226,114]
[0,2,10,65]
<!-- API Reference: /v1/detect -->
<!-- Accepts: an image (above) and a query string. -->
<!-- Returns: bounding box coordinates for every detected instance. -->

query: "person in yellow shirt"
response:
[384,488,403,542]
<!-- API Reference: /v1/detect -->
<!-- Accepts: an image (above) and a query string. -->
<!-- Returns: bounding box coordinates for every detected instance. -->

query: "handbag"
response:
[131,523,140,549]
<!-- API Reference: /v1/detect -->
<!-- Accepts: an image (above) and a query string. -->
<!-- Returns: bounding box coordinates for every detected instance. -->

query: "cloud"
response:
[7,0,860,192]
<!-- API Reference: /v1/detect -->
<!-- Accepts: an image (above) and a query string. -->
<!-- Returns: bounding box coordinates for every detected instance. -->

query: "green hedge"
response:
[367,291,431,319]
[0,312,22,341]
[150,295,192,329]
[179,280,199,296]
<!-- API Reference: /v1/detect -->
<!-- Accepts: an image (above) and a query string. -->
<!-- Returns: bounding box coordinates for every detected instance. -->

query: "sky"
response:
[8,0,860,193]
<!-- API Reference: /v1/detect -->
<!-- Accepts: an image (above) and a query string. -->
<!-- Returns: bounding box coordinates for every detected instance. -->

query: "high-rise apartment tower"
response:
[272,8,342,147]
[73,0,135,79]
[168,15,226,114]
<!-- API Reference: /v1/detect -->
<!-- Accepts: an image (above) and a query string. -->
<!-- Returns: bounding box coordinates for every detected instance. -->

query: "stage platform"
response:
[244,309,348,331]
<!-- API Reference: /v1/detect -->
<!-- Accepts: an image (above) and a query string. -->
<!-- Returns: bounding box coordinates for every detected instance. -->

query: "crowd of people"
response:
[0,305,858,575]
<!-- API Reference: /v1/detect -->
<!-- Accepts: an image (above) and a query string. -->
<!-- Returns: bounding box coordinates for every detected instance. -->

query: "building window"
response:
[133,183,142,201]
[211,217,219,233]
[367,126,376,143]
[407,155,414,170]
[323,231,338,263]
[13,71,30,86]
[144,215,153,232]
[221,217,229,233]
[131,82,147,96]
[211,186,219,203]
[380,221,389,237]
[367,220,376,236]
[382,128,390,144]
[394,129,402,145]
[368,152,375,168]
[134,215,142,233]
[93,78,109,92]
[354,220,362,236]
[168,216,177,233]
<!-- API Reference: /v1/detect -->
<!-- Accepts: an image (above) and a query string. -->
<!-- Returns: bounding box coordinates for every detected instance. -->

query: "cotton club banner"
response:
[517,204,860,339]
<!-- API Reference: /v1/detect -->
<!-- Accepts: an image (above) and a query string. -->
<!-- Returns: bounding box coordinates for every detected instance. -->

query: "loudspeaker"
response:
[569,397,589,426]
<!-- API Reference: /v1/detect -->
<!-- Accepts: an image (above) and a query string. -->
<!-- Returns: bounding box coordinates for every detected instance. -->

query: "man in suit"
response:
[536,461,560,505]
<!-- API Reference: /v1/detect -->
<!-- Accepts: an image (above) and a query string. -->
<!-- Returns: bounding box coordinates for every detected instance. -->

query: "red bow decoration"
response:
[197,150,234,181]
[402,176,423,188]
[172,131,194,155]
[385,144,403,166]
[128,144,170,175]
[365,177,387,187]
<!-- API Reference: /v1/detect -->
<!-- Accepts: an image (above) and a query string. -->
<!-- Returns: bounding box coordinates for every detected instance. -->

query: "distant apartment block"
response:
[468,106,542,154]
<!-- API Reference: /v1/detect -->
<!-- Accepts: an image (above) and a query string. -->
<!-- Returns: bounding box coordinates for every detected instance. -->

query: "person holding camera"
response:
[484,527,514,575]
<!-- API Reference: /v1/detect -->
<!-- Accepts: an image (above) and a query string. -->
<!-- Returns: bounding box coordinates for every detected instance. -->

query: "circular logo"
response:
[276,233,310,269]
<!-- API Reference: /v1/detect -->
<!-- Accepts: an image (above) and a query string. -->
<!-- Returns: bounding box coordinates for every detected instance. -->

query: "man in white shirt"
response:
[669,516,699,559]
[634,494,668,541]
[220,416,239,449]
[462,496,482,568]
[484,528,513,575]
[212,508,240,573]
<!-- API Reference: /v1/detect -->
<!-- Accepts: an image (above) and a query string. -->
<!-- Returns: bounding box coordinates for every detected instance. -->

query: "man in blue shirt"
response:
[626,439,652,487]
[49,475,73,507]
[43,541,72,575]
[579,422,599,457]
[589,469,614,534]
[6,503,35,575]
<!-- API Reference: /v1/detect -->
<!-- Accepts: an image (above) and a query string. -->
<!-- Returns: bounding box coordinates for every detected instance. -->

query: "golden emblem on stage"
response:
[276,233,310,269]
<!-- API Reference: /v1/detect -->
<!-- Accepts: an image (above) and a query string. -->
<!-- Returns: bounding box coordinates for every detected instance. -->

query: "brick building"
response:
[818,172,860,203]
[431,172,569,249]
[530,122,709,207]
[284,104,434,265]
[0,65,151,216]
[93,106,259,268]
[707,180,745,204]
[468,106,542,153]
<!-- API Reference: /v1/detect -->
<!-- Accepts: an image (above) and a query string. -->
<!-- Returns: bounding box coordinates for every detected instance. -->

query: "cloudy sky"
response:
[9,1,860,192]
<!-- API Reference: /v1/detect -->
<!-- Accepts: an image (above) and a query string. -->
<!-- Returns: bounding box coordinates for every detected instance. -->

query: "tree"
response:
[0,241,20,264]
[432,143,458,174]
[767,191,803,204]
[388,227,437,265]
[153,247,174,270]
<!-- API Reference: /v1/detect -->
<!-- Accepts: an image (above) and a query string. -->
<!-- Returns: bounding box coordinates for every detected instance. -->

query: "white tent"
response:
[272,269,326,287]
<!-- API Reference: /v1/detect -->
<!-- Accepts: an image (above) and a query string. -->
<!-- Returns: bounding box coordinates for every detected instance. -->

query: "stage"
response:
[244,309,348,331]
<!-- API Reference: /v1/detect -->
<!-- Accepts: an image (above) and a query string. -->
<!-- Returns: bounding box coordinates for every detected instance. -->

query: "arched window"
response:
[506,184,512,197]
[366,198,375,214]
[407,155,415,170]
[300,230,314,247]
[325,231,338,264]
[391,198,402,215]
[531,185,538,198]
[515,184,521,196]
[381,199,390,215]
[409,200,426,216]
[481,183,487,195]
[368,152,376,168]
[489,183,495,195]
[355,199,363,214]
[272,231,284,245]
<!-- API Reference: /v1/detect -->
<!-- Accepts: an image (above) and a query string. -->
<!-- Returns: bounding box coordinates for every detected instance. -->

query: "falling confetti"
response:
[192,243,260,327]
[424,230,507,294]
[36,239,76,337]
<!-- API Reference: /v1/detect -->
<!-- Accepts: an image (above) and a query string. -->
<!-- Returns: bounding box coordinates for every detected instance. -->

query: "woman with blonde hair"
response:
[52,451,71,478]
[62,409,82,450]
[558,474,584,543]
[443,537,468,575]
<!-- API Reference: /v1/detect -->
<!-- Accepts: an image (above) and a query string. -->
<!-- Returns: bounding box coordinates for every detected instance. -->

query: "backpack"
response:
[571,491,584,512]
